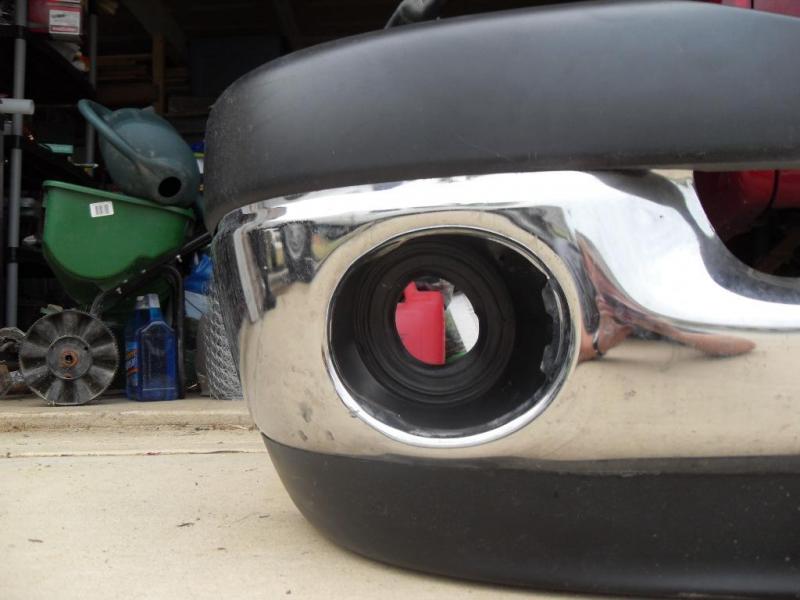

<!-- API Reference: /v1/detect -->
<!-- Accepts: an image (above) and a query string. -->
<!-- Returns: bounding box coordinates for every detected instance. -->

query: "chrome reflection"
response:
[213,171,800,460]
[576,237,756,362]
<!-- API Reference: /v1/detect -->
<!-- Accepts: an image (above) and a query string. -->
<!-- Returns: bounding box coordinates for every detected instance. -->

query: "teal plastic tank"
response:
[78,99,200,207]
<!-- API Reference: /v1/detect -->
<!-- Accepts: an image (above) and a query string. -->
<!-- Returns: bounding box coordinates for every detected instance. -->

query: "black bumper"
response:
[205,0,800,230]
[266,436,800,598]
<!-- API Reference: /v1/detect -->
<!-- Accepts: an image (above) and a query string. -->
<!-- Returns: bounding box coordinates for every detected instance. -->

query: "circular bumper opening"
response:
[328,231,572,444]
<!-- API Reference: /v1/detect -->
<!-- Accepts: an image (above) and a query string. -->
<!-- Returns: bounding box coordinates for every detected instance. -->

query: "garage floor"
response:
[0,425,607,600]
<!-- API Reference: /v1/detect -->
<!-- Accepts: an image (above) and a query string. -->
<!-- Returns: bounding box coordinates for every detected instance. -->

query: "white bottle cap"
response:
[143,293,161,309]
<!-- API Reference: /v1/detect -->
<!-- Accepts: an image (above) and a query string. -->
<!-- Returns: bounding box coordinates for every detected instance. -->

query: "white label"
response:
[89,201,114,218]
[49,8,81,35]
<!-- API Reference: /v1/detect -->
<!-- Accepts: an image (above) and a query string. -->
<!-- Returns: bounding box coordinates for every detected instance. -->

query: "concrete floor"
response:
[0,427,607,600]
[0,395,253,433]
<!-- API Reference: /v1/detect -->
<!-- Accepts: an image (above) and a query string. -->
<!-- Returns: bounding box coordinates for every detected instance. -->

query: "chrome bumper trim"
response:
[213,171,800,461]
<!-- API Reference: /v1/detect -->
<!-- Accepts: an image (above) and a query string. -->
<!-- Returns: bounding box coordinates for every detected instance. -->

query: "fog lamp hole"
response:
[394,277,479,366]
[329,232,571,440]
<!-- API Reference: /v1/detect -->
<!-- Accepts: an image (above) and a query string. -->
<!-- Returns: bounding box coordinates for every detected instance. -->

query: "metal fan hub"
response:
[20,310,119,406]
[47,336,93,380]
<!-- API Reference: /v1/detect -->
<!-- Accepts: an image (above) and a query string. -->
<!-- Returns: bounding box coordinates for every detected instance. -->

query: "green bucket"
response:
[42,181,194,305]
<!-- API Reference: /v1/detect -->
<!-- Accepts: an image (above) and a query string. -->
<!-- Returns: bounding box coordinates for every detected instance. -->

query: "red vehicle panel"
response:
[697,0,800,240]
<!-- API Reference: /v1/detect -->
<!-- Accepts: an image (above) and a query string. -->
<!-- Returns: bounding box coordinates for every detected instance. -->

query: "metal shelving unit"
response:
[0,25,95,103]
[0,0,97,328]
[2,136,95,188]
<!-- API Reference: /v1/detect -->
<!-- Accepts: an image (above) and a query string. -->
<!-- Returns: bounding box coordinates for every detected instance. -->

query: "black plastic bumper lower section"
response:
[265,436,800,598]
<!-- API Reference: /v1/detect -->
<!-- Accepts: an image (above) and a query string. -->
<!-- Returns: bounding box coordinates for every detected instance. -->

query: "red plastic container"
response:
[28,0,83,38]
[395,283,445,365]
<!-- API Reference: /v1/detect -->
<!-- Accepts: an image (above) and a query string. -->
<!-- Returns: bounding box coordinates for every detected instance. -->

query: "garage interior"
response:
[2,1,800,599]
[5,0,796,406]
[1,0,575,404]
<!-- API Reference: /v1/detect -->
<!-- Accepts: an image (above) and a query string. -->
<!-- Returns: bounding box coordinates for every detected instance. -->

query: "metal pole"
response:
[0,116,5,324]
[5,0,27,327]
[0,99,32,326]
[83,11,98,166]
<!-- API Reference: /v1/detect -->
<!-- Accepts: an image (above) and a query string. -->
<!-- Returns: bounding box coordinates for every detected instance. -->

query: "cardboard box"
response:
[48,3,81,36]
[28,0,84,39]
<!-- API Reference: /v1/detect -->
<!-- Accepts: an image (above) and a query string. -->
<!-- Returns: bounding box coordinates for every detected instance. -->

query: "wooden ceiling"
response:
[98,0,576,58]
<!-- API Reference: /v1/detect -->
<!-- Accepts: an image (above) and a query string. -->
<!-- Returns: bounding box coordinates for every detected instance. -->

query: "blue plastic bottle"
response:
[184,254,213,319]
[136,293,178,401]
[124,296,148,400]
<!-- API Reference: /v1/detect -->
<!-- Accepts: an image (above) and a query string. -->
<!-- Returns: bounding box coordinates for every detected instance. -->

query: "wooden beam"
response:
[97,54,153,66]
[121,0,188,62]
[271,0,303,51]
[152,33,166,114]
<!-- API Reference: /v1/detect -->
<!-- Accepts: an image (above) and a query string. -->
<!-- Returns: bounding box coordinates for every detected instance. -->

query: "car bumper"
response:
[213,170,800,597]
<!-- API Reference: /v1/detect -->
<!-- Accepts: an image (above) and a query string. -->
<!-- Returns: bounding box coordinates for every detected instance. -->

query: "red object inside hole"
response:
[394,283,446,366]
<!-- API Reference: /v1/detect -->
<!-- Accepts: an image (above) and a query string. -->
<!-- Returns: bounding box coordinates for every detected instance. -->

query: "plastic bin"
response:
[42,180,194,304]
